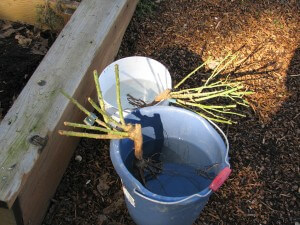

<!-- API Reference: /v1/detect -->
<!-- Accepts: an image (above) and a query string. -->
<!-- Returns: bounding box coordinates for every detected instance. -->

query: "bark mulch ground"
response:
[42,1,300,224]
[2,0,299,224]
[0,20,56,119]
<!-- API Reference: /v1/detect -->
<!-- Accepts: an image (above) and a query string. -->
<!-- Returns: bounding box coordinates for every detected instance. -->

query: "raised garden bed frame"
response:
[0,0,138,224]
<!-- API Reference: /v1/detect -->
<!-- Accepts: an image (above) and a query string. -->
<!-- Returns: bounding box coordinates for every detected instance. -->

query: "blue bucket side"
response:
[110,106,230,200]
[124,191,210,225]
[109,106,230,225]
[125,106,230,173]
[110,137,212,225]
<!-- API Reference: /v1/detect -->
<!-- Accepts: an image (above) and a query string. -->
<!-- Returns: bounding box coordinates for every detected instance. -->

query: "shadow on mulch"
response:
[42,46,299,225]
[150,46,205,86]
[196,46,300,224]
[42,0,300,225]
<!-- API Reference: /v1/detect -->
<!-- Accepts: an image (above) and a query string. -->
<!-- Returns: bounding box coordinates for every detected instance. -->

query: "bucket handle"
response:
[207,119,230,168]
[209,167,231,191]
[131,118,231,204]
[133,188,212,205]
[133,166,231,205]
[206,119,232,191]
[133,166,231,204]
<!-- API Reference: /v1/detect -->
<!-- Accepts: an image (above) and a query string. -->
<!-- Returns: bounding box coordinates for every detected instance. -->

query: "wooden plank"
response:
[0,199,22,225]
[0,208,17,225]
[0,0,138,224]
[0,0,78,26]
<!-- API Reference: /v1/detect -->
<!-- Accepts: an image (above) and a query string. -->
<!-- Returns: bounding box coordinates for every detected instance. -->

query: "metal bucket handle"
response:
[133,119,231,204]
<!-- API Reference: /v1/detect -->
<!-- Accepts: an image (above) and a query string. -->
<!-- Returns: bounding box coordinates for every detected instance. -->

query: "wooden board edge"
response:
[14,0,138,225]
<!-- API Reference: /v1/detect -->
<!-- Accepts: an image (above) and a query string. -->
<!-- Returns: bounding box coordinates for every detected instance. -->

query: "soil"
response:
[0,20,57,119]
[1,0,299,224]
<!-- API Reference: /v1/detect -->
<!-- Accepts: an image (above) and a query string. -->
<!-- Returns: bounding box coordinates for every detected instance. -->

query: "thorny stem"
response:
[171,81,242,94]
[127,53,252,124]
[93,70,109,123]
[176,99,237,109]
[115,64,126,126]
[63,122,129,137]
[87,97,127,131]
[192,87,242,102]
[61,90,109,129]
[58,130,125,139]
[175,101,233,124]
[206,53,237,85]
[60,65,144,166]
[209,108,246,117]
[174,58,211,89]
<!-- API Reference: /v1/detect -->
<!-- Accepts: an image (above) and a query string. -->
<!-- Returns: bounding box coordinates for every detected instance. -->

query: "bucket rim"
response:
[98,56,172,111]
[110,106,230,203]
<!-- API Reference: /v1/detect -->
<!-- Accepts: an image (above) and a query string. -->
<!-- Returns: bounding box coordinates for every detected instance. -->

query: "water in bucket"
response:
[99,56,172,120]
[103,79,159,110]
[110,106,231,225]
[125,137,220,197]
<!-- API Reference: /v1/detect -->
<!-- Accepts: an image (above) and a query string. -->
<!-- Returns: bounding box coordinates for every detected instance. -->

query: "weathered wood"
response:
[0,199,22,225]
[0,208,17,225]
[0,0,78,26]
[0,0,138,224]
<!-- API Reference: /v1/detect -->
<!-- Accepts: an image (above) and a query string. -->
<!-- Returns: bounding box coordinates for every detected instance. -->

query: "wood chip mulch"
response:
[0,20,57,120]
[43,0,300,224]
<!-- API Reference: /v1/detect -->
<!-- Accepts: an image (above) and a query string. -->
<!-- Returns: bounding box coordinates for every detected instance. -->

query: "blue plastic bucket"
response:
[110,106,231,225]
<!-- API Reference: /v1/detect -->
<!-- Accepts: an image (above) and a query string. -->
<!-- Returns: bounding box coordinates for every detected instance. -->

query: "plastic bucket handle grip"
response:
[207,120,231,191]
[209,167,232,192]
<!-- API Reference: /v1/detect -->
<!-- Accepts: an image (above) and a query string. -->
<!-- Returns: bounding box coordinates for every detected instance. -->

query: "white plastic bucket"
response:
[99,56,172,120]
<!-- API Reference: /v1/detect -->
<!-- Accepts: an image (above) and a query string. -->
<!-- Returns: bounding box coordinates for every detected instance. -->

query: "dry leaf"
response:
[1,28,16,38]
[31,43,48,55]
[15,26,25,32]
[39,37,49,47]
[103,198,124,214]
[31,37,49,55]
[1,23,12,31]
[97,215,107,225]
[15,34,32,47]
[96,173,110,195]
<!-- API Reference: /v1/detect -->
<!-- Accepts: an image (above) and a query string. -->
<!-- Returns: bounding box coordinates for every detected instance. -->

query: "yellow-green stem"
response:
[115,64,125,125]
[88,98,127,130]
[175,102,233,124]
[176,99,236,109]
[171,81,241,95]
[193,86,242,102]
[213,54,237,77]
[93,70,108,123]
[64,122,129,137]
[174,58,211,89]
[59,130,126,139]
[209,53,232,77]
[61,90,109,128]
[209,108,246,117]
[171,89,229,99]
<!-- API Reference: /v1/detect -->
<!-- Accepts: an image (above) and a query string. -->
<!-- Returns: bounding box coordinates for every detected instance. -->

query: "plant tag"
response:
[169,98,176,103]
[83,113,98,126]
[122,186,135,207]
